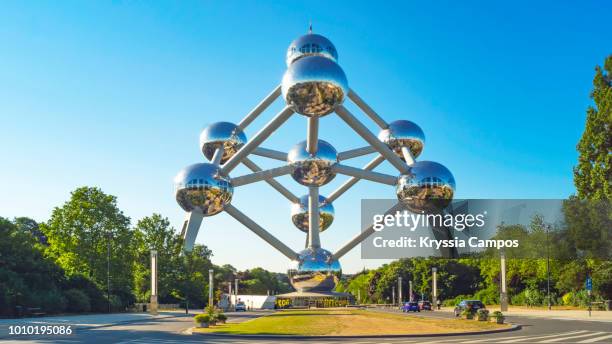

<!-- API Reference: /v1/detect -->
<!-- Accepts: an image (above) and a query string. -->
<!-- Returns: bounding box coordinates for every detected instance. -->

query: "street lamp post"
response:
[150,250,158,315]
[235,278,240,310]
[409,280,413,302]
[546,224,551,310]
[392,286,395,307]
[107,231,112,313]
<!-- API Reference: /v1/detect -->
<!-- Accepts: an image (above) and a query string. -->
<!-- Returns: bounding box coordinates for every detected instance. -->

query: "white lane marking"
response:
[461,334,532,343]
[499,330,589,343]
[538,332,607,343]
[577,333,612,343]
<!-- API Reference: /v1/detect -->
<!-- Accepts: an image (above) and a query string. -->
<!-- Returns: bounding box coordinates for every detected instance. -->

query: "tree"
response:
[40,187,135,307]
[133,214,183,303]
[574,55,612,200]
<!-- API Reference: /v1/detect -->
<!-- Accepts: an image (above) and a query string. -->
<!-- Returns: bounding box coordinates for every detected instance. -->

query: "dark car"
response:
[418,300,432,310]
[454,300,485,317]
[402,302,420,312]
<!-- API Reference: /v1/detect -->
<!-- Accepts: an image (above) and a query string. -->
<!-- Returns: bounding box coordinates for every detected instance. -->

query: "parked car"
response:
[402,302,420,312]
[235,302,246,312]
[454,300,485,317]
[418,300,432,310]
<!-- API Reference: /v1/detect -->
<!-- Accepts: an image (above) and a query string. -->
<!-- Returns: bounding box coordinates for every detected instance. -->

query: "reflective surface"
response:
[378,120,425,160]
[287,139,338,186]
[200,122,247,164]
[286,33,338,66]
[396,161,455,213]
[288,247,342,292]
[174,163,233,216]
[282,56,348,117]
[291,195,334,233]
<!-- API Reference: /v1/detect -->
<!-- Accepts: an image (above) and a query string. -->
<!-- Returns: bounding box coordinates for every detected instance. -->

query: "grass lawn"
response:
[193,309,510,336]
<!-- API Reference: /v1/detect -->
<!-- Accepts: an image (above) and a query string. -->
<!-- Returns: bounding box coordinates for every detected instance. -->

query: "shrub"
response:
[216,313,227,321]
[194,314,210,324]
[39,289,67,313]
[443,294,473,307]
[477,309,489,321]
[64,289,91,313]
[511,288,544,306]
[474,287,499,305]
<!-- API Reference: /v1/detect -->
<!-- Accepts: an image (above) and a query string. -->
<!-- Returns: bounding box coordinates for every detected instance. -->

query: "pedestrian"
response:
[437,299,441,310]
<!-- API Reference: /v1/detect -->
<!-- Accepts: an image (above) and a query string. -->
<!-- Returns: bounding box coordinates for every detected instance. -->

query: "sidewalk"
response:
[0,310,185,329]
[438,306,612,322]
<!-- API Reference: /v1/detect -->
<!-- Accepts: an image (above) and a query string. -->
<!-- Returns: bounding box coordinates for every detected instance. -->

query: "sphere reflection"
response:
[396,161,455,213]
[378,120,425,160]
[282,56,348,117]
[291,195,334,233]
[200,122,247,164]
[174,163,233,216]
[287,139,338,186]
[286,33,338,66]
[288,247,342,292]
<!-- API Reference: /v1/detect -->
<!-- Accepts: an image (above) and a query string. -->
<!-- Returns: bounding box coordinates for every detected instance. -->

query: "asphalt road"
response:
[1,310,611,344]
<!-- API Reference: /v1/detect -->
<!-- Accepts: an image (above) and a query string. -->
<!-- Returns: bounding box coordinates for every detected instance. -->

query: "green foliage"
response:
[194,313,210,323]
[64,289,91,313]
[216,312,227,321]
[574,55,612,200]
[40,187,135,307]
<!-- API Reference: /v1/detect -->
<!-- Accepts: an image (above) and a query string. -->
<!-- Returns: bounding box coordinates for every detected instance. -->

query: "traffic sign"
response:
[586,277,592,291]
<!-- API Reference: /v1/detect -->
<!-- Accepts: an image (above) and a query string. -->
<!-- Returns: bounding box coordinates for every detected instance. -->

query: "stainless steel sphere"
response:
[282,56,348,117]
[378,120,425,160]
[286,33,338,66]
[174,163,233,216]
[288,247,342,292]
[287,139,338,186]
[396,161,455,213]
[200,122,247,164]
[291,195,334,233]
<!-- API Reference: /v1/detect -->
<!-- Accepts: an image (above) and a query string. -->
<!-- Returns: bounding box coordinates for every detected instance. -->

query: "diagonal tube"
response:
[180,210,204,252]
[238,85,282,130]
[251,147,288,161]
[332,163,397,186]
[225,204,298,260]
[308,186,321,249]
[401,147,416,166]
[211,147,224,165]
[335,105,410,174]
[232,165,294,187]
[241,158,299,203]
[327,155,385,203]
[332,202,405,260]
[222,106,294,174]
[306,117,319,154]
[348,89,388,129]
[337,146,377,161]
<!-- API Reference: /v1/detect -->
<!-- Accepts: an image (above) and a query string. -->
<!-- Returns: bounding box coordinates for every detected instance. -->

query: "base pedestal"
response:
[275,291,354,308]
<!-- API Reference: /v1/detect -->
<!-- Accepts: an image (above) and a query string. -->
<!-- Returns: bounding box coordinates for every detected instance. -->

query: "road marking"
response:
[498,330,589,343]
[577,333,612,343]
[460,334,532,343]
[538,332,607,343]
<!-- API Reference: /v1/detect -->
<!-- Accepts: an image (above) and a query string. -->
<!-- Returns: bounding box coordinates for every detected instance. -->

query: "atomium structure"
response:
[174,30,456,295]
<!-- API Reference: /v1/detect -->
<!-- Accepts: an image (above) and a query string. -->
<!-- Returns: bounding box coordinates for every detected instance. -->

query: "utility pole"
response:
[398,277,403,305]
[500,250,508,312]
[432,267,438,306]
[409,280,413,302]
[150,250,158,315]
[392,286,395,307]
[208,269,214,308]
[235,278,240,310]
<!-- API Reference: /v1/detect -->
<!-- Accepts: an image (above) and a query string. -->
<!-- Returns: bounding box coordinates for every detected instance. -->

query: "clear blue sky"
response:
[1,1,609,273]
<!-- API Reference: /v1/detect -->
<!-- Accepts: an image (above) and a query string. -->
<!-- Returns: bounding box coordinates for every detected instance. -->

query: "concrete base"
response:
[275,291,354,308]
[149,295,159,315]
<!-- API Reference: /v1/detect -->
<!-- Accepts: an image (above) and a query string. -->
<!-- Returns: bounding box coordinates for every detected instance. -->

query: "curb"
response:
[192,323,521,339]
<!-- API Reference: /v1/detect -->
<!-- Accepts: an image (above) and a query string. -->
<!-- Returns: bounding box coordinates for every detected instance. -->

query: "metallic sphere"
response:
[288,247,342,292]
[287,139,338,186]
[378,120,425,160]
[282,56,348,117]
[174,163,233,216]
[396,161,455,213]
[200,122,247,164]
[286,33,338,66]
[291,195,335,233]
